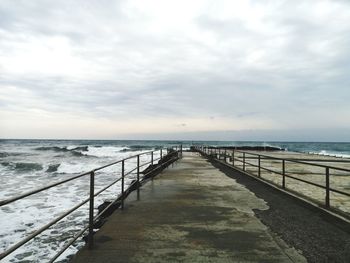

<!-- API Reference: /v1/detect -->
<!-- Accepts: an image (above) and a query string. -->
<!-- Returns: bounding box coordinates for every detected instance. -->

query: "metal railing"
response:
[0,147,182,262]
[195,146,350,215]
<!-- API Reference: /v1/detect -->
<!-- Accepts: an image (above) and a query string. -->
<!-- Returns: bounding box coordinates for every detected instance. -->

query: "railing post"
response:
[243,152,246,171]
[325,167,330,208]
[151,151,154,165]
[160,148,163,159]
[180,144,183,157]
[121,160,124,210]
[258,155,261,177]
[232,150,235,166]
[88,171,95,249]
[224,149,227,162]
[282,160,285,189]
[137,155,140,200]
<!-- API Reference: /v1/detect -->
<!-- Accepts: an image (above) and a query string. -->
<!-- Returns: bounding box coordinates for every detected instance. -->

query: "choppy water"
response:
[1,139,350,262]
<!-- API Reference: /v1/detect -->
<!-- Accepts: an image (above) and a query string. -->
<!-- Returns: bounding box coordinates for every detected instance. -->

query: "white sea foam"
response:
[57,161,100,174]
[313,150,350,158]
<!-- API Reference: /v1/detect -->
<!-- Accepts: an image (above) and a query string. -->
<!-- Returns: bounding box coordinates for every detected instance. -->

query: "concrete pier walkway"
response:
[72,152,305,263]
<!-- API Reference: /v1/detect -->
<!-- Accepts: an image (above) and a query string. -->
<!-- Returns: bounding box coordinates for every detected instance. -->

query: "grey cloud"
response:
[0,0,350,139]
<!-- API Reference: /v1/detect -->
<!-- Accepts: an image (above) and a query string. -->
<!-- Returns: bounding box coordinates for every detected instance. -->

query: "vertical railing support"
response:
[160,149,163,159]
[88,171,95,249]
[258,155,261,177]
[224,149,227,162]
[325,167,330,208]
[243,152,246,171]
[151,151,154,165]
[137,155,140,200]
[282,160,285,189]
[232,150,235,166]
[121,160,125,210]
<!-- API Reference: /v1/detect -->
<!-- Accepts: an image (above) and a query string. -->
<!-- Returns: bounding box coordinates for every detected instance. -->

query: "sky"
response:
[0,0,349,141]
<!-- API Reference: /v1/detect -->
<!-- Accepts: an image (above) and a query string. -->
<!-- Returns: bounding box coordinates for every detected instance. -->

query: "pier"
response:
[72,152,306,262]
[1,147,350,262]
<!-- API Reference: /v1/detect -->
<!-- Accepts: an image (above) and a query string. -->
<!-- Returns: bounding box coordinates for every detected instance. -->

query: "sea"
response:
[1,139,350,262]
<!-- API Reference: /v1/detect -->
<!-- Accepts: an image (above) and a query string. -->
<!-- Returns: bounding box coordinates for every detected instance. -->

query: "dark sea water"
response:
[1,139,350,262]
[1,139,350,156]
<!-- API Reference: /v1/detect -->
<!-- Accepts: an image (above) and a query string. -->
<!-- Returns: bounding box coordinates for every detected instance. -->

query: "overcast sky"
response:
[0,0,349,141]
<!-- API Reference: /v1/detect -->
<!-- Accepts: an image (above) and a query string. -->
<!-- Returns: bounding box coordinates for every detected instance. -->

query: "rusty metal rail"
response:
[194,146,350,213]
[0,147,182,262]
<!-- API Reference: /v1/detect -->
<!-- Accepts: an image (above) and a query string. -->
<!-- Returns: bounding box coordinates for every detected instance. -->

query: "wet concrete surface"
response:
[210,159,350,263]
[72,152,306,263]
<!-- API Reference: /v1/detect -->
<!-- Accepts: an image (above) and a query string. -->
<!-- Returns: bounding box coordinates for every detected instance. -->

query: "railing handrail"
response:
[202,147,350,172]
[234,149,350,172]
[0,146,182,262]
[0,149,157,207]
[48,152,179,263]
[196,145,350,212]
[93,149,155,172]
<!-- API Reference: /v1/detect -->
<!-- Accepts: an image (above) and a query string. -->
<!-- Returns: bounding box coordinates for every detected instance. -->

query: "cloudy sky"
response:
[0,0,349,141]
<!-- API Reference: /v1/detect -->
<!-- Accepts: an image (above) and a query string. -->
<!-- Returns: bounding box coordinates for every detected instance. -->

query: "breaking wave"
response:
[35,146,70,152]
[34,146,95,158]
[33,145,155,157]
[127,145,154,151]
[69,146,89,151]
[82,146,129,157]
[70,151,90,157]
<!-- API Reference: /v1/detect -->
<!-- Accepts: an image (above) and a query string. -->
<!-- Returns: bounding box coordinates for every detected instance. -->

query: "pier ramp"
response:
[72,152,305,263]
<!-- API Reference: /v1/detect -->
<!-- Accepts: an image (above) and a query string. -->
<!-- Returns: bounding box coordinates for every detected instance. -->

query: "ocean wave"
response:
[70,150,90,157]
[83,146,130,157]
[35,146,70,152]
[34,146,94,158]
[0,152,9,158]
[46,164,60,173]
[1,162,43,172]
[34,145,152,157]
[0,152,26,158]
[34,145,88,152]
[127,145,153,151]
[69,146,89,151]
[1,161,10,167]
